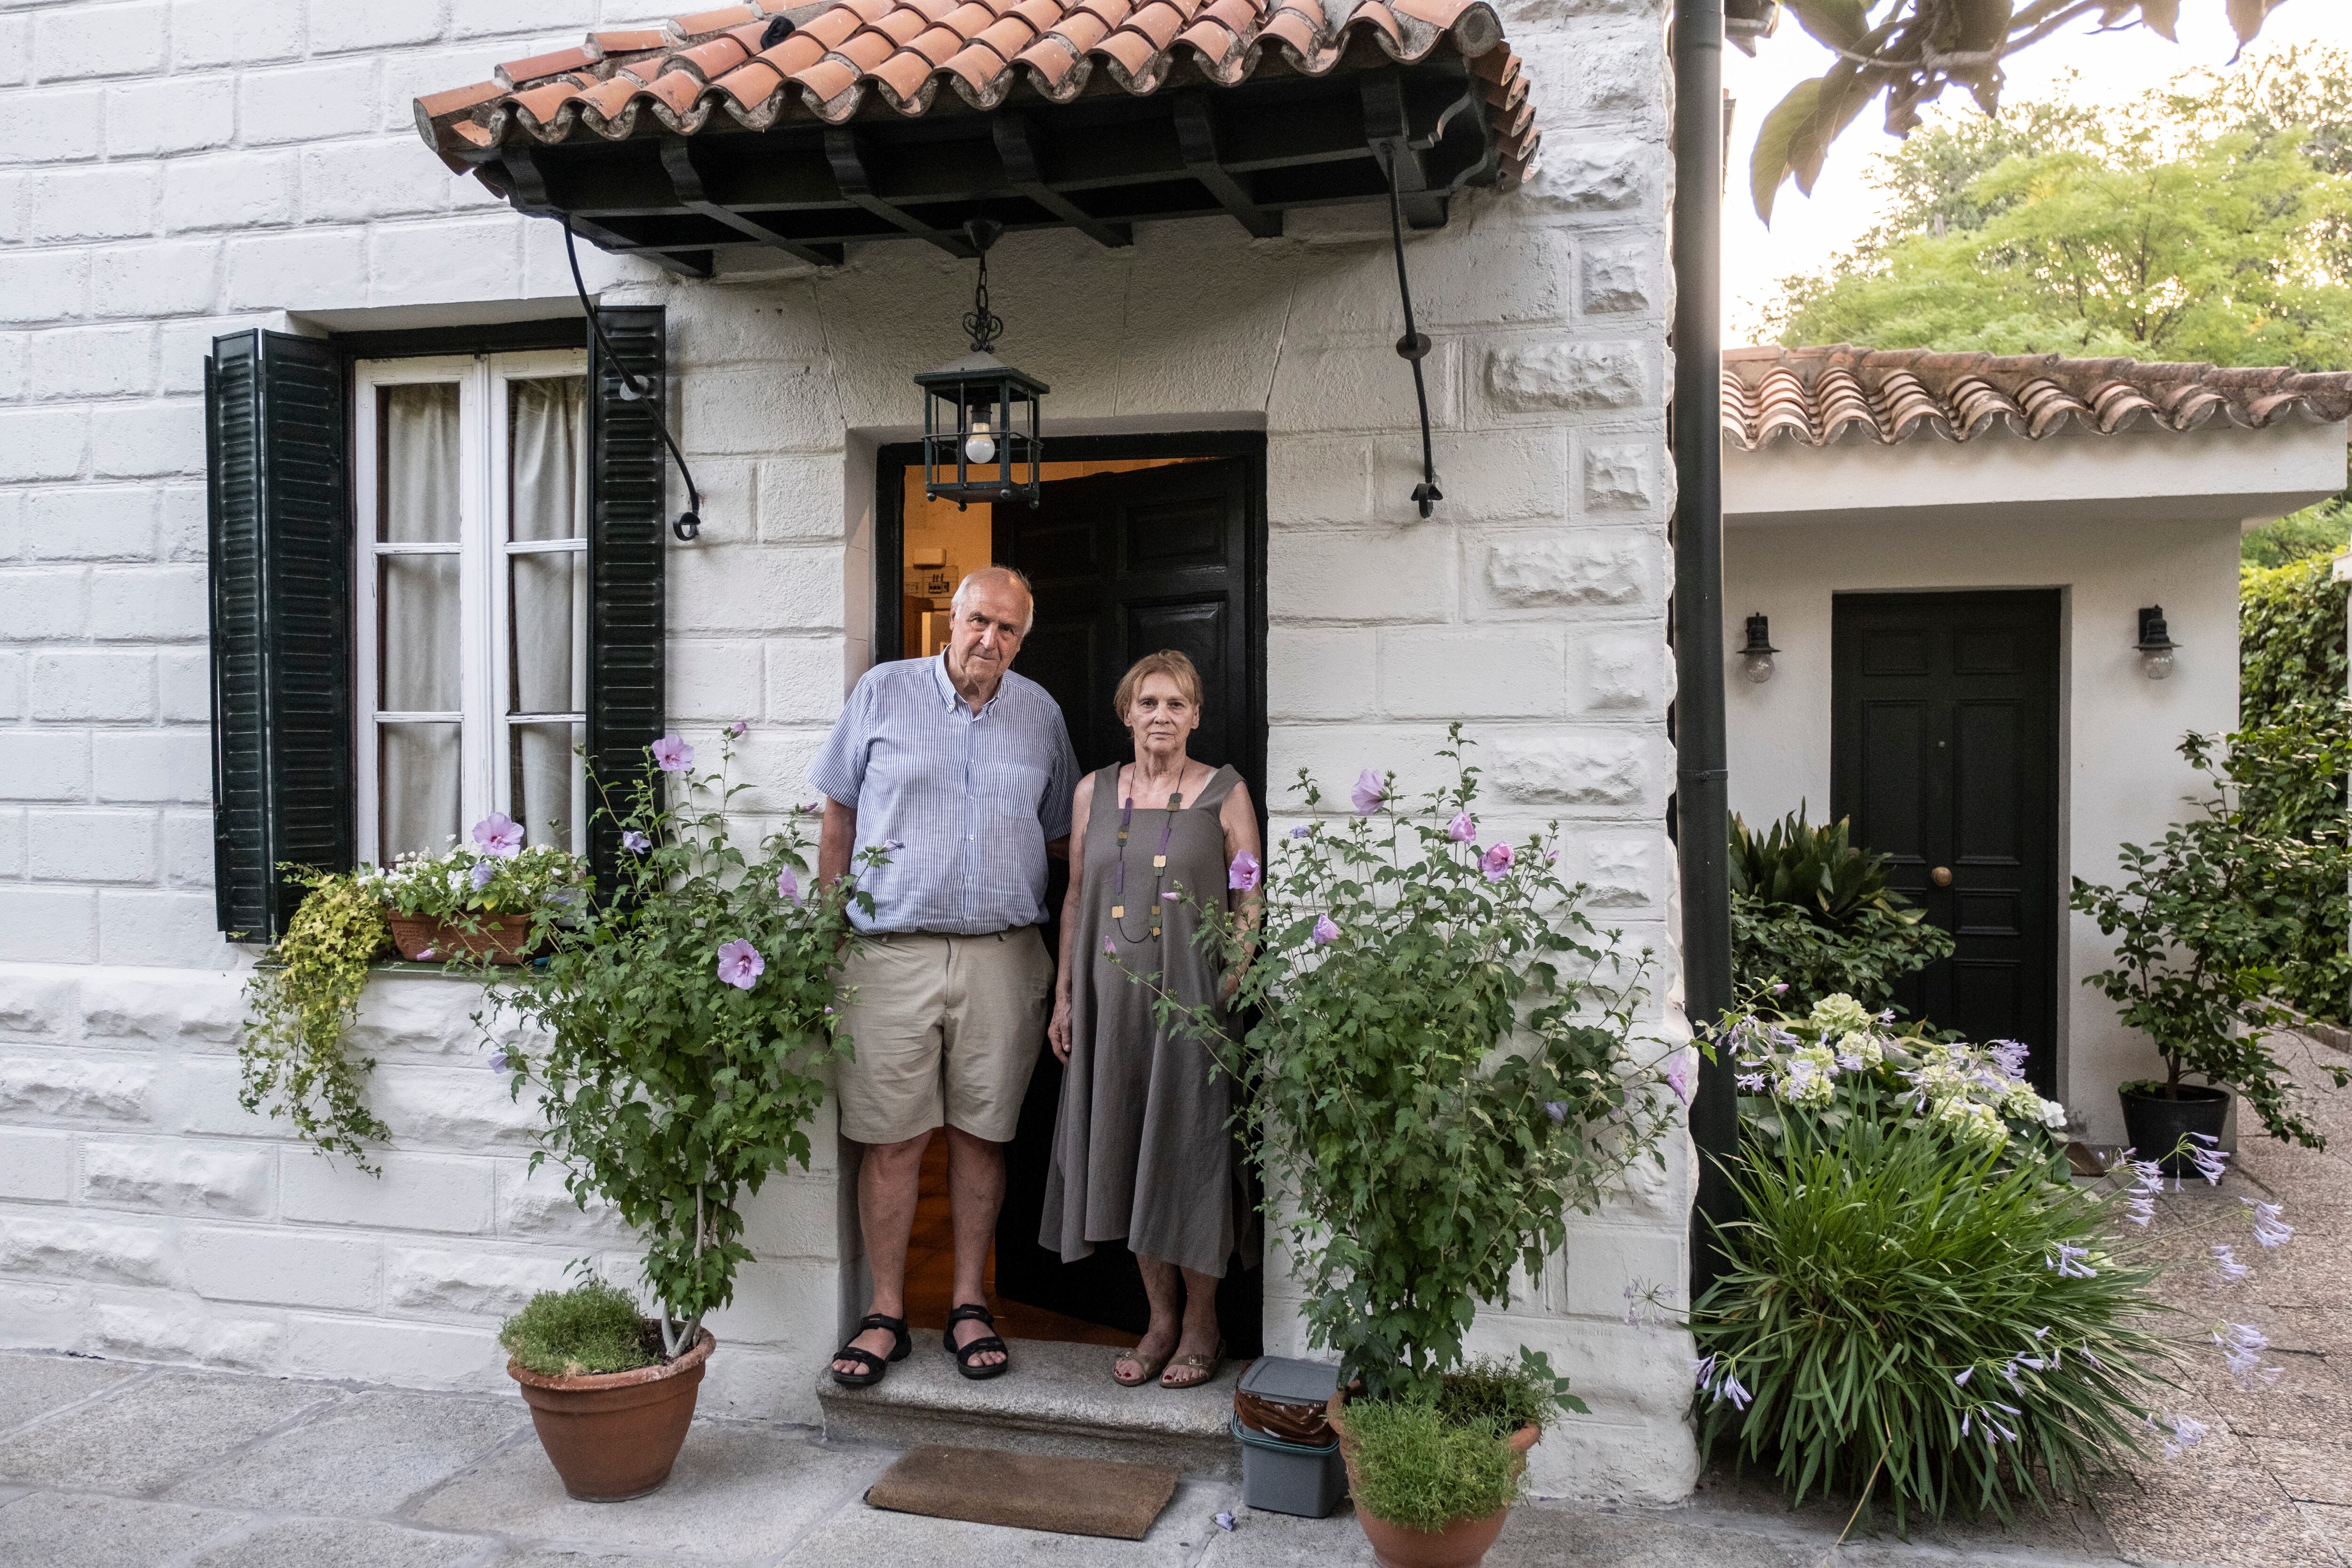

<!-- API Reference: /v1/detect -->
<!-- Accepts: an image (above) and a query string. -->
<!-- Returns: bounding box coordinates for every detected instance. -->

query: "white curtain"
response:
[507,377,588,849]
[379,382,462,860]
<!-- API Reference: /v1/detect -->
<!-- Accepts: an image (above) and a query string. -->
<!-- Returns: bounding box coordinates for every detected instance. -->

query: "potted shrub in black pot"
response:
[2072,724,2352,1170]
[1141,729,1678,1567]
[481,733,880,1500]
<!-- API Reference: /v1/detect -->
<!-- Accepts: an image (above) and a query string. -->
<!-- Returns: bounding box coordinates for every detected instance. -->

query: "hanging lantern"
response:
[918,220,1047,510]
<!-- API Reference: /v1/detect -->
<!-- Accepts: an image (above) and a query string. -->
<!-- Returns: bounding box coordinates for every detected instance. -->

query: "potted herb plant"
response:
[498,1279,711,1502]
[482,732,878,1500]
[1144,727,1675,1564]
[2071,725,2352,1168]
[361,817,590,964]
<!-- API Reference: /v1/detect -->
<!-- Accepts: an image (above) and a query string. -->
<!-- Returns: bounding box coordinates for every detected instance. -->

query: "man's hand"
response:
[1049,991,1073,1064]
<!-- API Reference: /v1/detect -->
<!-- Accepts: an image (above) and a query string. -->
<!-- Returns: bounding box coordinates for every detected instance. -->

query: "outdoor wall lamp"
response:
[2136,606,2178,681]
[918,219,1047,511]
[1739,613,1780,684]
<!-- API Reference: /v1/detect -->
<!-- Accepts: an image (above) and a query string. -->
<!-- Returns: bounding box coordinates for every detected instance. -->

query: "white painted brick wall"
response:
[0,0,1692,1500]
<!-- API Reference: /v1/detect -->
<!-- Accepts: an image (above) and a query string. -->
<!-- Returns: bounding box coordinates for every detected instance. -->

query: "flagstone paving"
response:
[0,1028,2344,1568]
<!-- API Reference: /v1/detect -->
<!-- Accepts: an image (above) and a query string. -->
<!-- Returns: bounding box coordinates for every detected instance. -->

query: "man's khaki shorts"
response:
[834,928,1052,1145]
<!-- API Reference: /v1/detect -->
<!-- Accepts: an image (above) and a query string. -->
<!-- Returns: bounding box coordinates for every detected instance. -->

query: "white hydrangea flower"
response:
[1837,1031,1884,1068]
[1811,993,1873,1035]
[2002,1082,2046,1122]
[1776,1043,1839,1108]
[1933,1098,2007,1147]
[2039,1098,2070,1130]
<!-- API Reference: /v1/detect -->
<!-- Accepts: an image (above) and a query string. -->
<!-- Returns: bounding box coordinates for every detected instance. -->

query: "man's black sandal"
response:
[828,1313,910,1388]
[945,1302,1010,1381]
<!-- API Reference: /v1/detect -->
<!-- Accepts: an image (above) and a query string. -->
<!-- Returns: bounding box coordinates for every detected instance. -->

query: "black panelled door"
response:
[1831,591,2061,1094]
[989,456,1263,1350]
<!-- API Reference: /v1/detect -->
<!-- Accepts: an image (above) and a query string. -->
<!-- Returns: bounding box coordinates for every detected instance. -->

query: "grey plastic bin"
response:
[1232,1414,1348,1518]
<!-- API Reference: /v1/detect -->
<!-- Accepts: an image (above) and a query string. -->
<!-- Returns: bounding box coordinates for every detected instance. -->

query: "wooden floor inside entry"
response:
[903,1137,1130,1347]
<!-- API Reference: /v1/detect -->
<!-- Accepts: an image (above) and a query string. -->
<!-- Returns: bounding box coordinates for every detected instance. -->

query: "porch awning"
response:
[412,0,1537,276]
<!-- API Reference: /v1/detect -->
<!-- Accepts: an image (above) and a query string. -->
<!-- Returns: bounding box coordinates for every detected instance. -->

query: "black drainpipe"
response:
[1670,0,1737,1302]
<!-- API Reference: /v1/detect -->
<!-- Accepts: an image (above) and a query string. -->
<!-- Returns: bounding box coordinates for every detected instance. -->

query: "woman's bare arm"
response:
[1049,774,1095,1061]
[1219,778,1264,998]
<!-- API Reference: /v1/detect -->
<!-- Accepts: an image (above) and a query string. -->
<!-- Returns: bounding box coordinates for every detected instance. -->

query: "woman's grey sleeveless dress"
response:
[1039,762,1250,1278]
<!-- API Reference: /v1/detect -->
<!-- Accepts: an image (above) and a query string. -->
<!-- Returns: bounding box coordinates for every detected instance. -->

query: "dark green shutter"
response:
[206,330,353,940]
[586,306,669,898]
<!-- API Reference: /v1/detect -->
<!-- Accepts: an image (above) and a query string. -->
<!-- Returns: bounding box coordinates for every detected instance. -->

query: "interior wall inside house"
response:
[1721,509,2243,1146]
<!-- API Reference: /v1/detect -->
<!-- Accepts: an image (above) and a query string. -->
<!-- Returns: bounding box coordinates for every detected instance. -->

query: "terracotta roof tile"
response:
[418,0,1533,170]
[1722,345,2352,451]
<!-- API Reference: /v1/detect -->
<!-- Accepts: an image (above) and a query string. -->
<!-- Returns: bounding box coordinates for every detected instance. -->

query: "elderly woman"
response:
[1041,650,1262,1390]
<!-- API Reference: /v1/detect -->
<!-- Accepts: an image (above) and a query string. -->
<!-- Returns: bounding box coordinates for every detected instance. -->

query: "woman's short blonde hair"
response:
[1114,650,1204,722]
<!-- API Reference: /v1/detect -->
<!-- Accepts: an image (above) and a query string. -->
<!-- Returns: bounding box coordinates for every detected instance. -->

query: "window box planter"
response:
[387,912,536,965]
[509,1327,714,1501]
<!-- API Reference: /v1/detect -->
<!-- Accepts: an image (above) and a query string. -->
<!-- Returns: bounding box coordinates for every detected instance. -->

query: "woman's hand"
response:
[1219,966,1242,1004]
[1049,991,1073,1063]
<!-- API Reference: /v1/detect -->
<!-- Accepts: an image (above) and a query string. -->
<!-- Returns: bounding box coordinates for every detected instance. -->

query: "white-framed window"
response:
[353,351,590,866]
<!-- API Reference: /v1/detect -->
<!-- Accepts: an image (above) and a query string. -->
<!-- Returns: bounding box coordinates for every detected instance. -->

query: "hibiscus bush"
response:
[1143,725,1677,1402]
[481,731,884,1357]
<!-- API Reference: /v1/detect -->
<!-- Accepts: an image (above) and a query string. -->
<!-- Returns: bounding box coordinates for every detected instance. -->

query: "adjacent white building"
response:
[0,0,1695,1501]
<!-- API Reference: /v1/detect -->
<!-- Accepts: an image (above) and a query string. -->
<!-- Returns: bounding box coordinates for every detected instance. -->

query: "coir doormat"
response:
[864,1443,1179,1540]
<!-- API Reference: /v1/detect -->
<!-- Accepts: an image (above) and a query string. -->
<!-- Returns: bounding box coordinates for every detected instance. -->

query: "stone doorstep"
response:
[816,1332,1244,1480]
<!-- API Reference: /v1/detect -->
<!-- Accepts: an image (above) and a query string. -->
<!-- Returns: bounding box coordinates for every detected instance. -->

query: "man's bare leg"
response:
[944,1123,1009,1369]
[832,1130,930,1377]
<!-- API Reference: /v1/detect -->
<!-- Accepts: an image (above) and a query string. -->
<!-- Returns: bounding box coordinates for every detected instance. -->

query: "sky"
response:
[1720,0,2352,343]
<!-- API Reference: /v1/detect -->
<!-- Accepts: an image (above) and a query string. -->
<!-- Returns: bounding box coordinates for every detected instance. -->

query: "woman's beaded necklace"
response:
[1109,766,1185,945]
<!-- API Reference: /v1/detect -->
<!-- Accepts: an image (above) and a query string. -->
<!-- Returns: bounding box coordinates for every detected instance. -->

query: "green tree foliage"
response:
[2241,554,2350,722]
[1748,0,2298,221]
[1768,120,2352,366]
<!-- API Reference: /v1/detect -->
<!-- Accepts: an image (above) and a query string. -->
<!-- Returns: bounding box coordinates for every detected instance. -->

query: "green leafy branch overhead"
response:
[1747,0,2297,221]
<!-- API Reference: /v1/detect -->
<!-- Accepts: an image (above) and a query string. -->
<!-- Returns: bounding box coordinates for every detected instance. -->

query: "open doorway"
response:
[875,433,1268,1355]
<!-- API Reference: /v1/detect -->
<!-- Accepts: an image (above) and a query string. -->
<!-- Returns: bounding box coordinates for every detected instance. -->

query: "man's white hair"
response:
[951,565,1036,636]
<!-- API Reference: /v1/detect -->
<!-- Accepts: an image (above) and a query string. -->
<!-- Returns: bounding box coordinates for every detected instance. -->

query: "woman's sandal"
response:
[1160,1337,1225,1391]
[1112,1345,1171,1387]
[945,1302,1011,1381]
[827,1312,911,1389]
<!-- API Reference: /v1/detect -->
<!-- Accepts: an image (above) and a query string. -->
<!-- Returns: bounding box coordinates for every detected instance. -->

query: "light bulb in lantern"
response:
[2138,647,2175,681]
[964,418,997,467]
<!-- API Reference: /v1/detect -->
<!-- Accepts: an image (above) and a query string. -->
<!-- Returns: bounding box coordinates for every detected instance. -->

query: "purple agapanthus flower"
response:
[1954,1367,1973,1386]
[2210,1244,2250,1286]
[1350,769,1386,817]
[469,860,496,891]
[715,939,763,989]
[776,868,800,903]
[1480,842,1514,882]
[1448,812,1477,843]
[472,812,524,857]
[2046,1243,2096,1279]
[1734,1071,1767,1092]
[1716,1371,1752,1411]
[1229,850,1261,892]
[2245,1198,2293,1249]
[621,829,650,855]
[2216,1322,2279,1389]
[1311,914,1340,946]
[1666,1051,1692,1106]
[2187,1133,2230,1186]
[651,733,694,773]
[2153,1412,2209,1460]
[1986,1039,2029,1081]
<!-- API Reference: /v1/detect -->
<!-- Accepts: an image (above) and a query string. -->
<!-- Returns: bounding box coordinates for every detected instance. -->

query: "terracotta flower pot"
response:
[1325,1388,1542,1568]
[509,1328,713,1501]
[388,912,537,964]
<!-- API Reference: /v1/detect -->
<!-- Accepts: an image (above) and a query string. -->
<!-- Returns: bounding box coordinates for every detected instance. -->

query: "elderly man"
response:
[811,565,1079,1386]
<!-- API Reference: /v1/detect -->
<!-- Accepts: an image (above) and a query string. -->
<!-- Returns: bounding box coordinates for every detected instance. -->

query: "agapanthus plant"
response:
[1129,724,1676,1402]
[1723,989,2070,1166]
[479,735,886,1358]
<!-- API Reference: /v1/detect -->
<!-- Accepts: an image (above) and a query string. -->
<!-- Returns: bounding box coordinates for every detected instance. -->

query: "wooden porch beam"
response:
[992,115,1132,250]
[660,142,844,269]
[1172,95,1282,239]
[823,128,977,258]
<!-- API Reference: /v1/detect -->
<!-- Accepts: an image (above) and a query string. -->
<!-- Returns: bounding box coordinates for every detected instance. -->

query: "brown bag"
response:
[1234,1385,1334,1447]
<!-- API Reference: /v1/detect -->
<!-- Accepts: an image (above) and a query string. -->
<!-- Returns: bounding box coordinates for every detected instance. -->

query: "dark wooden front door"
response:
[1831,591,2061,1094]
[991,457,1264,1349]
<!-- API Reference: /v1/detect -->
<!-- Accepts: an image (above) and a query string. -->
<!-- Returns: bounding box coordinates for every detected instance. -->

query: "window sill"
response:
[249,958,532,979]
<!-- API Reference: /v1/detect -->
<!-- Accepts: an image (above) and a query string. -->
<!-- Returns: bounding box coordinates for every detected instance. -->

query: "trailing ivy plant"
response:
[2071,723,2352,1147]
[1137,726,1676,1402]
[238,867,394,1172]
[481,733,884,1359]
